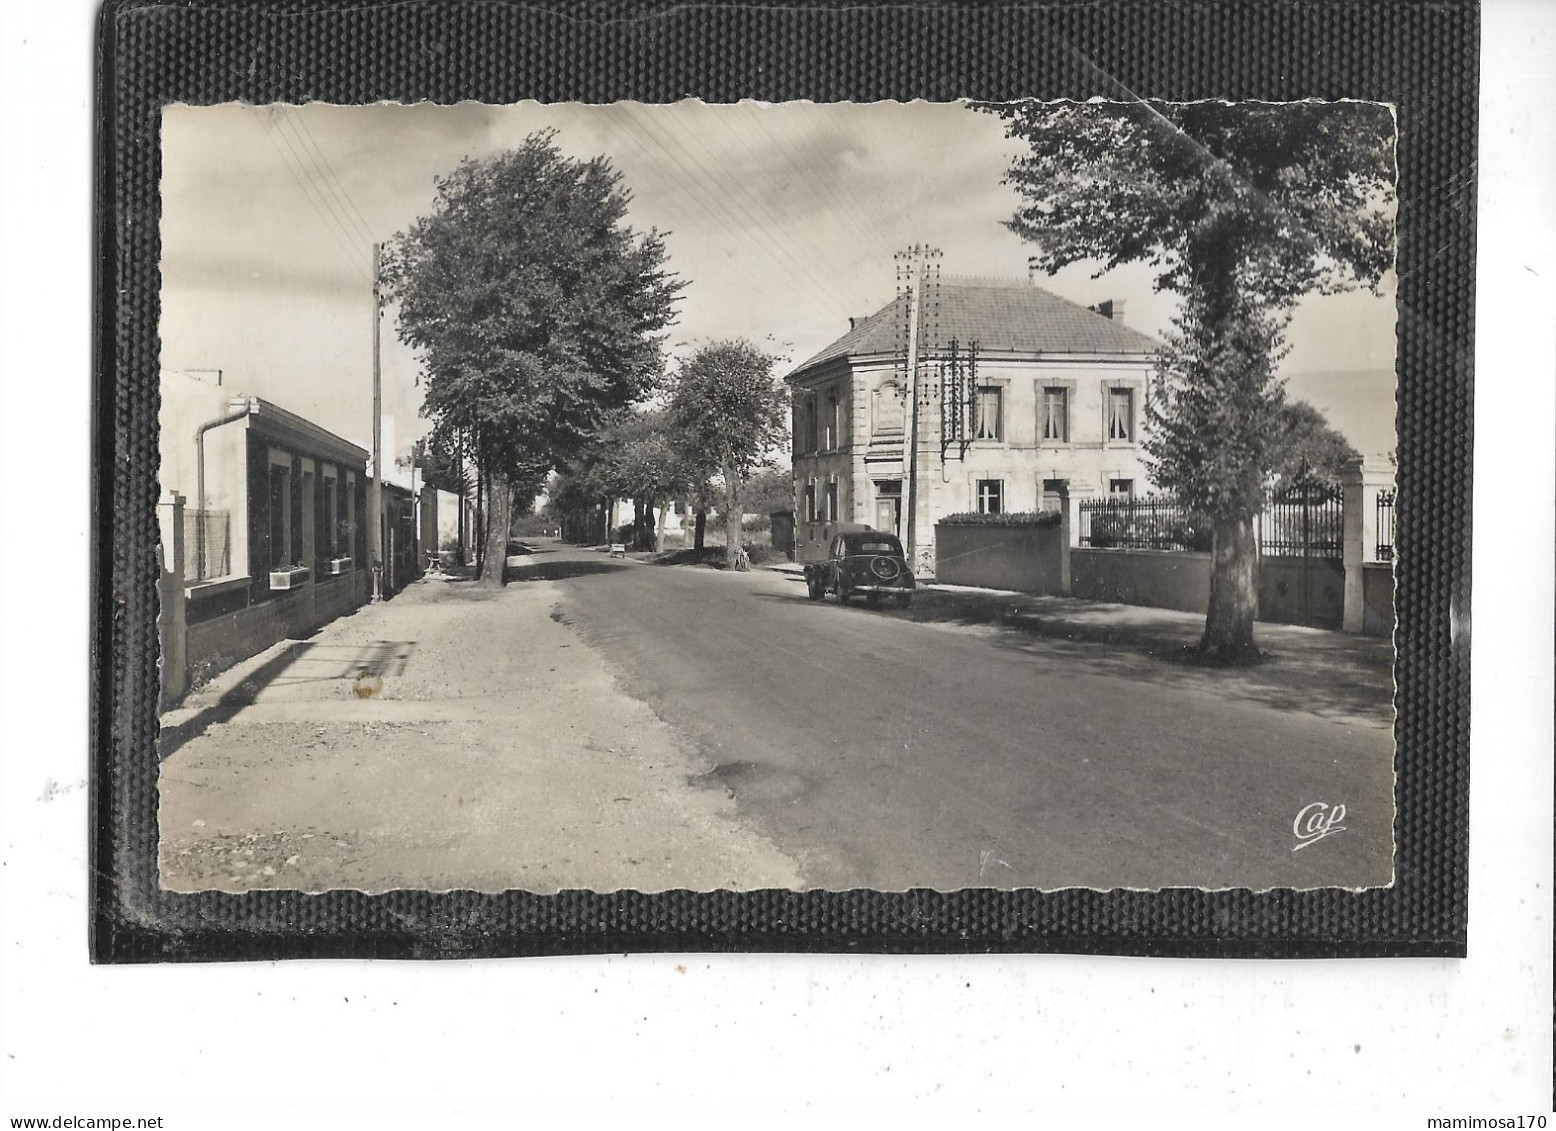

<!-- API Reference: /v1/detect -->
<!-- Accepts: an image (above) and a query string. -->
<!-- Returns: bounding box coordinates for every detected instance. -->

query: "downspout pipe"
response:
[194,397,258,579]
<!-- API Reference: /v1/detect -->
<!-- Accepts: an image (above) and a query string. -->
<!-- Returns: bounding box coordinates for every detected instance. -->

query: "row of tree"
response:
[382,132,788,582]
[547,341,789,567]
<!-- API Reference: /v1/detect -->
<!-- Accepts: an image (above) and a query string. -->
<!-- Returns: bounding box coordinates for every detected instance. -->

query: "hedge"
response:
[937,510,1063,528]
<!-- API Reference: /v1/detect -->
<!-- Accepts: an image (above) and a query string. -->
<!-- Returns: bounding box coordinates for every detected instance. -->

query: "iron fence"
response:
[1375,488,1396,562]
[183,508,231,581]
[1079,477,1346,559]
[1078,496,1213,552]
[1260,478,1343,559]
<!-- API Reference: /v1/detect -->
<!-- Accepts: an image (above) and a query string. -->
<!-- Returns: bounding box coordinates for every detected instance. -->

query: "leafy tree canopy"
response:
[1269,400,1362,483]
[983,99,1396,308]
[667,339,789,567]
[667,339,790,490]
[381,131,684,479]
[592,409,696,506]
[741,466,795,516]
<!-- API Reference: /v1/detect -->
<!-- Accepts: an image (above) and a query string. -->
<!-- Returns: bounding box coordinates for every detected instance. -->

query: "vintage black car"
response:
[804,528,915,608]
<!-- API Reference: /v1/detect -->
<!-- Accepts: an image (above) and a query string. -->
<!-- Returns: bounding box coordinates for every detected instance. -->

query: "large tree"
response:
[1269,400,1362,484]
[382,131,683,586]
[593,409,698,551]
[666,340,789,569]
[983,99,1395,662]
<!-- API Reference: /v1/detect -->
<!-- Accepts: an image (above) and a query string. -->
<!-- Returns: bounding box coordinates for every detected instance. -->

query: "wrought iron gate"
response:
[1257,470,1345,629]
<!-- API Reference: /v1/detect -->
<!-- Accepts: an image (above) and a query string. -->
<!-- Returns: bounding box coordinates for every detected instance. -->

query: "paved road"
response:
[527,543,1394,892]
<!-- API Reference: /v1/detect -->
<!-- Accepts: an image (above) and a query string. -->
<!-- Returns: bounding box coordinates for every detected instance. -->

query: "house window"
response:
[800,395,819,453]
[976,479,1003,515]
[318,467,337,570]
[825,479,839,522]
[1108,387,1135,441]
[344,471,357,560]
[974,386,1003,441]
[267,464,291,568]
[823,391,840,450]
[1042,387,1069,441]
[804,481,818,522]
[1109,478,1135,500]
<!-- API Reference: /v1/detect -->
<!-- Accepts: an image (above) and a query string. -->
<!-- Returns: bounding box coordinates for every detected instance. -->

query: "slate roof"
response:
[789,275,1158,379]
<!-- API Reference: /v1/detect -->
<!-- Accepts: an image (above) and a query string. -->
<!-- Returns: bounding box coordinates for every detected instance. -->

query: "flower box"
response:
[327,556,353,576]
[268,565,310,590]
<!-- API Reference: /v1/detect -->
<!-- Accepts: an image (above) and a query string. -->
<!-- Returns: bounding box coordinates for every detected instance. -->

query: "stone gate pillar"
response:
[1341,456,1396,633]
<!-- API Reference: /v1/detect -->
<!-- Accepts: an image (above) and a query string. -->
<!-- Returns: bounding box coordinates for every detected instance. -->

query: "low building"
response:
[158,370,373,702]
[786,275,1159,575]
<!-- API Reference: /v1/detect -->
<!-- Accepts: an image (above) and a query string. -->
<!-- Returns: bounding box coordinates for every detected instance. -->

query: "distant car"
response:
[804,529,915,609]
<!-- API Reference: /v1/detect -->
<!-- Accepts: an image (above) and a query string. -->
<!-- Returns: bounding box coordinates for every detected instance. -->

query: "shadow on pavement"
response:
[158,641,316,761]
[158,638,420,761]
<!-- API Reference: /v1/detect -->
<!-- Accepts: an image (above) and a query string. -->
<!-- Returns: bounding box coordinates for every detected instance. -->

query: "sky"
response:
[160,100,1399,459]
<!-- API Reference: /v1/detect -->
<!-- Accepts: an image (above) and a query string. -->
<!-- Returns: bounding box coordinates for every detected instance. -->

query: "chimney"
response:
[1090,300,1126,325]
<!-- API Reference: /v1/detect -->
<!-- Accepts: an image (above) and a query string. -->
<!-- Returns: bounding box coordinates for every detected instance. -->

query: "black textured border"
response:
[93,0,1475,961]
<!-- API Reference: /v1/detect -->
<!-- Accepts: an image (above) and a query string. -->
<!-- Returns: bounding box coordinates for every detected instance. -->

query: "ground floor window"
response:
[976,478,1003,515]
[825,480,839,523]
[803,481,818,522]
[267,464,291,568]
[1109,478,1135,500]
[1042,478,1069,514]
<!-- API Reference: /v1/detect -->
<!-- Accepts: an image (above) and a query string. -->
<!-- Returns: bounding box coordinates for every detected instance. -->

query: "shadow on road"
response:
[745,586,1393,729]
[506,558,634,583]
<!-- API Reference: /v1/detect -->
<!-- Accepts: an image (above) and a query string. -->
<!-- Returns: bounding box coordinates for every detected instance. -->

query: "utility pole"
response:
[897,244,940,577]
[901,253,924,572]
[370,242,384,601]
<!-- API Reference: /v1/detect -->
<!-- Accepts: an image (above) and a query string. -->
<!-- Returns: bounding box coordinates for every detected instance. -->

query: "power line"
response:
[610,104,858,323]
[270,113,374,274]
[603,112,846,333]
[733,105,896,256]
[286,108,378,247]
[256,112,372,282]
[651,104,862,314]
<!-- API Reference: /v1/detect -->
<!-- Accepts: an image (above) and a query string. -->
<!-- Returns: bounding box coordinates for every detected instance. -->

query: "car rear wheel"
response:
[836,582,852,605]
[807,576,824,600]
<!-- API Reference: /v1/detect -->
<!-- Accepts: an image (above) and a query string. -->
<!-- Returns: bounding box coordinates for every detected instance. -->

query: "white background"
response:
[1,0,1550,1121]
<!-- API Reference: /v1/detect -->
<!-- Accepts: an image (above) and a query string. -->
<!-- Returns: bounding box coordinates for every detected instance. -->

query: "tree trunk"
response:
[478,471,512,588]
[474,457,486,575]
[633,497,648,550]
[1201,511,1261,664]
[654,500,668,553]
[723,473,742,569]
[694,508,706,551]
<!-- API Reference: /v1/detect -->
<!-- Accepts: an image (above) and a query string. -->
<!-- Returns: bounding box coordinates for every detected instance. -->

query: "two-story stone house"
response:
[786,275,1159,574]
